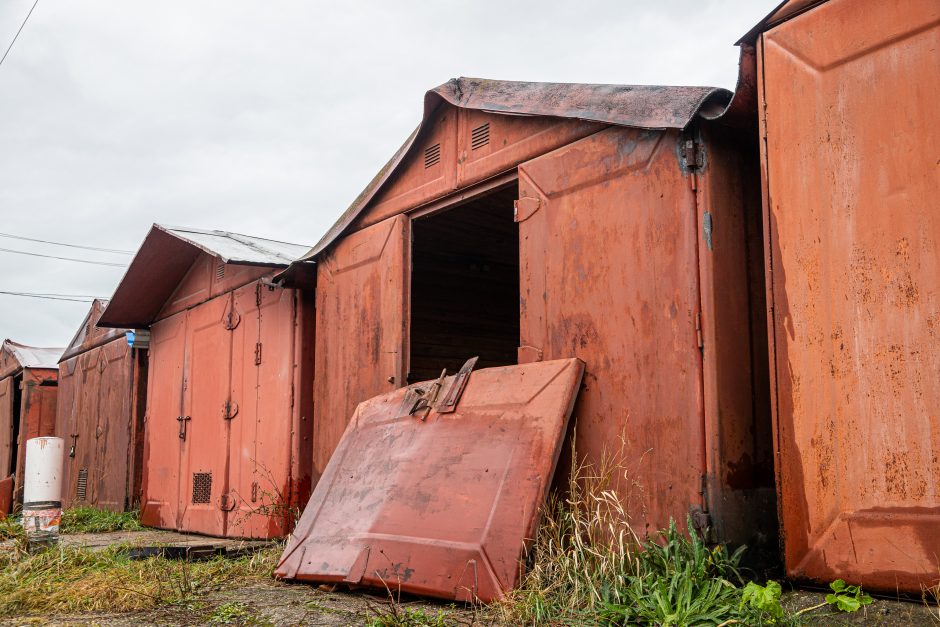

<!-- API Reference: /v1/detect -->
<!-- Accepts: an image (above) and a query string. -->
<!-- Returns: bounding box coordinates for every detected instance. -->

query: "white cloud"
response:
[0,0,775,346]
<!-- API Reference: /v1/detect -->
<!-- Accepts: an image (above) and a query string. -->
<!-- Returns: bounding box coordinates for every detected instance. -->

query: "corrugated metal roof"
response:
[2,339,63,370]
[290,77,733,266]
[158,225,309,265]
[98,224,310,329]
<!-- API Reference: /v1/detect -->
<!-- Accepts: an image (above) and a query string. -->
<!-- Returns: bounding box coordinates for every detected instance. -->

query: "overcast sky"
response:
[0,0,775,348]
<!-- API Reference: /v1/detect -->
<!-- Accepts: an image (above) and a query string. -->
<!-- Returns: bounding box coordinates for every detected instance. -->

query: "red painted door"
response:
[517,126,706,535]
[229,282,298,538]
[0,377,12,478]
[759,0,940,591]
[178,295,233,536]
[141,312,187,529]
[313,215,409,483]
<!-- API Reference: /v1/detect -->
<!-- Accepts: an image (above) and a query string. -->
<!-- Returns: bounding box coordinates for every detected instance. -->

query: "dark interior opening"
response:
[408,184,520,383]
[9,375,22,477]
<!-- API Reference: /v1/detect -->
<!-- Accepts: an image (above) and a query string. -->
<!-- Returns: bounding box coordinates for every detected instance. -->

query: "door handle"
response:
[177,415,191,440]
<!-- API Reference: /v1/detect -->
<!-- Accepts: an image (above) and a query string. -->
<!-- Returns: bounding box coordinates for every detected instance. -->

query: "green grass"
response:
[0,541,281,617]
[60,506,143,534]
[494,446,803,626]
[365,606,454,627]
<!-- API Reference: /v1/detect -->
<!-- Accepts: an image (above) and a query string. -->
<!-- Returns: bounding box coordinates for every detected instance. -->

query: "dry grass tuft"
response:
[0,541,282,617]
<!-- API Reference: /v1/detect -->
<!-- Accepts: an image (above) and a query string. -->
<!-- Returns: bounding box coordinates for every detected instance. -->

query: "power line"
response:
[0,290,100,303]
[0,231,134,255]
[0,0,40,69]
[0,246,126,267]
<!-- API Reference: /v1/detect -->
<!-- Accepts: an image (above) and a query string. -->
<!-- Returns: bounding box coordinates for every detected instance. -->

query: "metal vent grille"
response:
[215,262,226,280]
[471,122,490,150]
[424,143,441,168]
[76,468,88,502]
[192,472,212,504]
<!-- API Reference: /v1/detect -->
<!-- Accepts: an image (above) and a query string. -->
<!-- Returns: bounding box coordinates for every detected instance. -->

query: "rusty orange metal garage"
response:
[0,340,63,512]
[743,0,940,593]
[277,76,777,568]
[98,225,315,539]
[56,299,147,512]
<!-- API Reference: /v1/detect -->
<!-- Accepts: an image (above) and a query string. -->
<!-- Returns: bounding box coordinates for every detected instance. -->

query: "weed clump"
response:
[60,506,143,534]
[495,446,798,626]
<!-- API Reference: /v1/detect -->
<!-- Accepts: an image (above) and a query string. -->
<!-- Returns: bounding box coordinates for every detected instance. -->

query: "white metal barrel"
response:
[22,437,64,546]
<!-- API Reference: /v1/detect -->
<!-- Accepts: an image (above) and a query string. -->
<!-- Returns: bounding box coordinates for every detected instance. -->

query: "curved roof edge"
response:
[288,77,734,268]
[737,0,828,45]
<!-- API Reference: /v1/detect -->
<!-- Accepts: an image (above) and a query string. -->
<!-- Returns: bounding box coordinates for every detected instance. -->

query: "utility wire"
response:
[0,290,99,303]
[0,0,40,69]
[0,246,126,267]
[0,231,134,255]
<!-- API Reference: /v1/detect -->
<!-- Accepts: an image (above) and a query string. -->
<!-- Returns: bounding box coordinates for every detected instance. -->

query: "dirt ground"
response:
[1,529,937,626]
[3,581,937,626]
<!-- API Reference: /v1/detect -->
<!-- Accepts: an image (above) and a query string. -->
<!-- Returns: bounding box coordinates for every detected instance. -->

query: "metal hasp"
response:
[276,358,584,602]
[96,225,316,539]
[750,0,940,592]
[56,298,147,511]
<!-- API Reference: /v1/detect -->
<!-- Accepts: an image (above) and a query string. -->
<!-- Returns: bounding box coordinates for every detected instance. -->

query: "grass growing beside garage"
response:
[60,506,143,533]
[493,447,805,626]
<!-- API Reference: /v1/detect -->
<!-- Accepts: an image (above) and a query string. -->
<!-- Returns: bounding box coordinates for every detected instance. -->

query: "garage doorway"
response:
[408,184,520,383]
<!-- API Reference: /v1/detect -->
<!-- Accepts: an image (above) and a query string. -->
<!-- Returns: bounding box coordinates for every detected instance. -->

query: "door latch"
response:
[68,433,78,458]
[437,356,478,414]
[177,415,191,440]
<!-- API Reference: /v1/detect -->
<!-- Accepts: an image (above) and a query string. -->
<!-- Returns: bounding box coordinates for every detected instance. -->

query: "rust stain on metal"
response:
[755,0,940,592]
[277,358,584,602]
[56,299,146,512]
[0,340,63,509]
[297,76,774,564]
[106,227,314,539]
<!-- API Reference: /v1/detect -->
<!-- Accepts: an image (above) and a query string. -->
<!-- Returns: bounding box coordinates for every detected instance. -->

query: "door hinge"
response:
[256,282,263,307]
[289,383,295,408]
[695,312,704,350]
[681,137,705,170]
[513,197,541,223]
[254,342,262,365]
[223,400,239,420]
[251,481,258,503]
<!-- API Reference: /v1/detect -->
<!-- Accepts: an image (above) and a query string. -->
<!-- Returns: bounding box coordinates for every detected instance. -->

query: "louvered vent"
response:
[424,143,441,168]
[471,122,490,150]
[76,468,88,502]
[192,472,212,504]
[215,261,226,280]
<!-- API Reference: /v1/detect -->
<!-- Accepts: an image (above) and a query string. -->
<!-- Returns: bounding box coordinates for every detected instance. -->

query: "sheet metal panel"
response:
[312,215,408,483]
[14,369,58,502]
[759,0,940,591]
[228,283,298,538]
[141,312,187,529]
[0,377,13,479]
[93,340,136,511]
[517,126,705,535]
[277,358,584,602]
[178,294,232,536]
